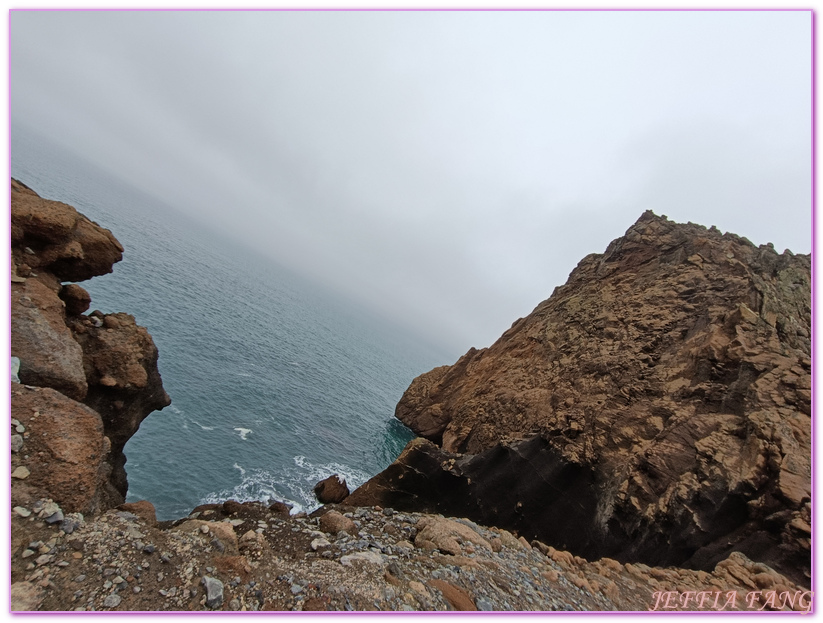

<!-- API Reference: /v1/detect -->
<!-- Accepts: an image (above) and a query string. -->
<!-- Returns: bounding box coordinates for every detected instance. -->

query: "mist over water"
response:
[11,127,449,520]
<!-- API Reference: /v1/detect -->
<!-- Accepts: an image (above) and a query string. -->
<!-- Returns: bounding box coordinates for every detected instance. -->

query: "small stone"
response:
[103,581,113,589]
[40,502,60,517]
[133,586,141,594]
[45,511,64,524]
[35,555,52,566]
[476,596,495,611]
[74,575,86,583]
[200,524,210,534]
[11,466,30,479]
[16,424,25,433]
[202,576,224,609]
[311,537,331,551]
[103,594,121,608]
[113,576,125,584]
[229,599,241,610]
[11,435,23,453]
[21,549,35,559]
[14,507,31,518]
[143,544,155,554]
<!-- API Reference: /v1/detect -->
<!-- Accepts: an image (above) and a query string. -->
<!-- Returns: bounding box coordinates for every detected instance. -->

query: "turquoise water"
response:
[11,127,450,520]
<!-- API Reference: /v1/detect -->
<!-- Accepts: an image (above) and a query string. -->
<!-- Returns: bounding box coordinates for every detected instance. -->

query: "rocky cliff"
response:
[347,211,811,587]
[10,178,171,514]
[9,187,810,612]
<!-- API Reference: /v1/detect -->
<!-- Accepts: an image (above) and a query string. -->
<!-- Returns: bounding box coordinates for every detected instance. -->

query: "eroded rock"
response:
[313,475,350,504]
[351,212,811,586]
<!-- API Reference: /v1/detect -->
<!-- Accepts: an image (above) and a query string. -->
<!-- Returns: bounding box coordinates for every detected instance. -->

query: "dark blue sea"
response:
[11,126,451,520]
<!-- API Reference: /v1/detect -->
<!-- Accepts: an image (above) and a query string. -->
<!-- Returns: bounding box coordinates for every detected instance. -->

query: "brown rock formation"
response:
[11,276,88,400]
[349,211,811,586]
[11,178,123,281]
[313,475,350,504]
[10,178,169,511]
[10,386,116,514]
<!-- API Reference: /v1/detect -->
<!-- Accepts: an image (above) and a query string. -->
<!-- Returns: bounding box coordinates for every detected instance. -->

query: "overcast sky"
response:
[10,10,812,355]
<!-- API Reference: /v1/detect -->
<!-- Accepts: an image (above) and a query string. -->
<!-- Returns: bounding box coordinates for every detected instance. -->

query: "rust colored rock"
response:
[70,311,171,498]
[10,386,116,513]
[11,277,88,400]
[427,580,477,611]
[269,501,292,517]
[118,500,158,525]
[313,475,349,504]
[59,283,92,316]
[11,179,123,281]
[352,211,811,586]
[222,500,244,515]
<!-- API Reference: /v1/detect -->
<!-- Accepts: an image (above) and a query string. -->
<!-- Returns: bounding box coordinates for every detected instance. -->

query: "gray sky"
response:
[10,10,812,355]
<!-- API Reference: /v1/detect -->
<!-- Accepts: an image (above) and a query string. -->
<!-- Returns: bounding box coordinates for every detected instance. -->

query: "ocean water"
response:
[11,127,450,520]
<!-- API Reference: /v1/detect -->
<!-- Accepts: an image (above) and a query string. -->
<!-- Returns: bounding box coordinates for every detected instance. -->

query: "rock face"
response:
[10,386,116,514]
[10,178,170,511]
[348,212,811,586]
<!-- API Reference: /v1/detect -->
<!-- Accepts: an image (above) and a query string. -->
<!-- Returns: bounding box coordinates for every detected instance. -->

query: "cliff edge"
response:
[9,188,810,612]
[10,178,171,514]
[347,211,811,587]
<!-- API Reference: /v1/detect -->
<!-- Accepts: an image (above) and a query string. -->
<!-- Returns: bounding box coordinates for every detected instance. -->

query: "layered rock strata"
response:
[10,178,170,514]
[348,212,811,586]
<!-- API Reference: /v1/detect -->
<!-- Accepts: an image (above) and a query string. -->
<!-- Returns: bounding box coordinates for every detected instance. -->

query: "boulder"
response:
[318,510,356,535]
[313,474,349,504]
[11,277,87,400]
[59,283,91,316]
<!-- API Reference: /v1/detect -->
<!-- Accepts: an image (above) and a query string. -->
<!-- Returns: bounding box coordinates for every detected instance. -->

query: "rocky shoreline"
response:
[9,179,811,611]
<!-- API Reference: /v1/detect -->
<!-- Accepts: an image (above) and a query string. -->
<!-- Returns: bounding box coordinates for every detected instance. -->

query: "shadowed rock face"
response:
[349,211,811,586]
[10,178,170,511]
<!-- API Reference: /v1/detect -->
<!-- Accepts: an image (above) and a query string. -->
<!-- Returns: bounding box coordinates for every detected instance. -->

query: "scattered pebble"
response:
[11,466,30,479]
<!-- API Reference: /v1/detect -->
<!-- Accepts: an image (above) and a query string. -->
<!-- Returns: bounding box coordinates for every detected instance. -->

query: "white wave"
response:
[234,428,252,440]
[198,456,372,516]
[191,419,215,431]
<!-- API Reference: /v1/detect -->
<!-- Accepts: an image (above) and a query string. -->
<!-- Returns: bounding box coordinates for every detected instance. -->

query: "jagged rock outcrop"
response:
[10,178,170,511]
[314,475,350,504]
[348,211,811,586]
